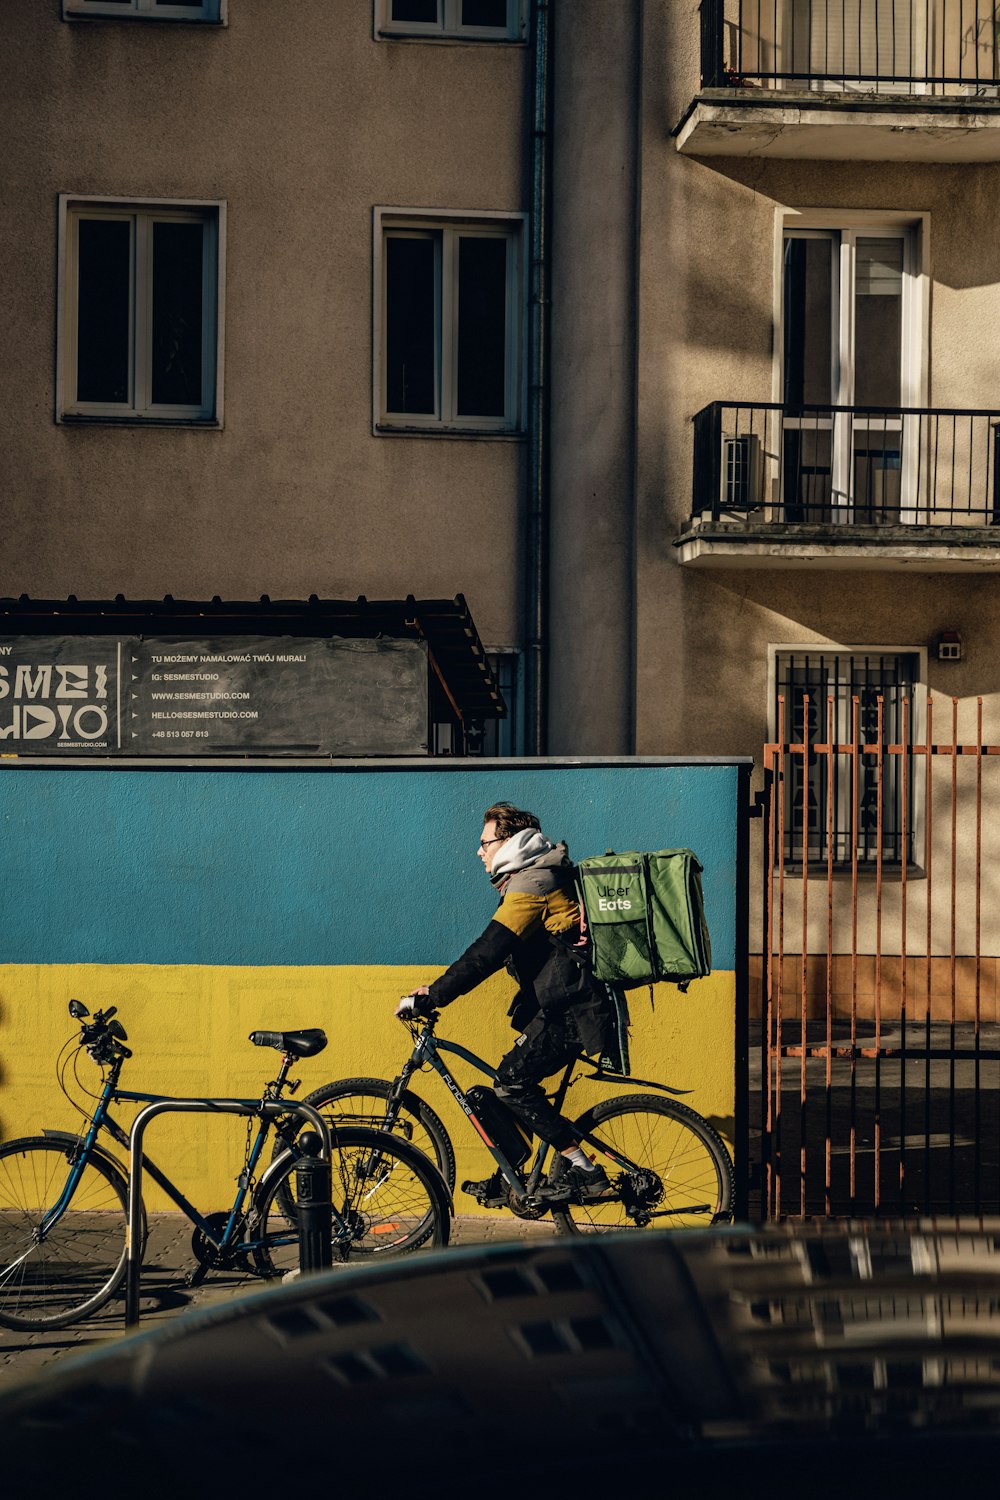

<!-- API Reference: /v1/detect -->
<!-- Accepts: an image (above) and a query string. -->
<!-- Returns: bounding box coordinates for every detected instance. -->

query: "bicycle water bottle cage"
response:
[248,1029,328,1058]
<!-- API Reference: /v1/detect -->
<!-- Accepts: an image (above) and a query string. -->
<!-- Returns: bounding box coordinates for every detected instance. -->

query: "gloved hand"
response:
[395,991,433,1020]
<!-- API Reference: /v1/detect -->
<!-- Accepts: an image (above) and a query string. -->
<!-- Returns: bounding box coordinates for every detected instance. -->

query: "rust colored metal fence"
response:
[760,692,1000,1219]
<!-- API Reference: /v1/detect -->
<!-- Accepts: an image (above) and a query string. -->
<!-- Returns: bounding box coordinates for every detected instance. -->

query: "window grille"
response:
[774,651,919,867]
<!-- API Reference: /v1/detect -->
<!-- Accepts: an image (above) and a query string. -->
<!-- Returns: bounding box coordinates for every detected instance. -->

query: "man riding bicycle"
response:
[395,802,616,1206]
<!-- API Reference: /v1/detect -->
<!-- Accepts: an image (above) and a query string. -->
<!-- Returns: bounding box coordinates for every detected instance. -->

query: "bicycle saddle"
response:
[248,1028,328,1058]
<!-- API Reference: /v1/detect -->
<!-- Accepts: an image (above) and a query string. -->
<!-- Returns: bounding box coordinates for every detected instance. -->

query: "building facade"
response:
[2,0,532,754]
[6,2,1000,1136]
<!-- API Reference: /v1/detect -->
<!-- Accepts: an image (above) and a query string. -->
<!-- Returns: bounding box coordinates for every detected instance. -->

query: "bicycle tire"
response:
[551,1095,735,1236]
[272,1076,456,1217]
[0,1136,132,1330]
[251,1125,450,1276]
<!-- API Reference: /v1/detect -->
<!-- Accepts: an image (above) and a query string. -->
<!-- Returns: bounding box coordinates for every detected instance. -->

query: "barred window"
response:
[773,651,920,867]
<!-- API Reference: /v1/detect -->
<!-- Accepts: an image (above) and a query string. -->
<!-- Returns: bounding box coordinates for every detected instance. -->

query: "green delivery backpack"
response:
[575,848,712,993]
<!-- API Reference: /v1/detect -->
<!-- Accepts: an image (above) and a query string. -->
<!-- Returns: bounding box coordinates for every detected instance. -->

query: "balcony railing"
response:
[690,403,1000,528]
[700,0,1000,93]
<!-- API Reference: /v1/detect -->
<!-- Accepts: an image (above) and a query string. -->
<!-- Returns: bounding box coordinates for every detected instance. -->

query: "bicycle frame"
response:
[43,1048,314,1259]
[391,1023,656,1201]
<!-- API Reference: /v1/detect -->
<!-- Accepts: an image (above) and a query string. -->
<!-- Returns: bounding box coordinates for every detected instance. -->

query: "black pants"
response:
[494,1010,583,1151]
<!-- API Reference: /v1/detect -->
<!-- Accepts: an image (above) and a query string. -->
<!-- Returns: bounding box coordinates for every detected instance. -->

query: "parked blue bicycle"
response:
[0,1001,450,1331]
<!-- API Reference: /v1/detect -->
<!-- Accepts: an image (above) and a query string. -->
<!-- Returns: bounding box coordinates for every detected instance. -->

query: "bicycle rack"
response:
[125,1098,331,1327]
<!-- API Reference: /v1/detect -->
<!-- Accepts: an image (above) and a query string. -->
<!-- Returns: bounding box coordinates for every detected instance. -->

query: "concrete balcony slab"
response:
[674,522,1000,570]
[674,91,1000,162]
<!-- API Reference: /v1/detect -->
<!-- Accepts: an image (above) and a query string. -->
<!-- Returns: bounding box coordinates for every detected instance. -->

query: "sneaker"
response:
[535,1162,614,1205]
[461,1168,507,1206]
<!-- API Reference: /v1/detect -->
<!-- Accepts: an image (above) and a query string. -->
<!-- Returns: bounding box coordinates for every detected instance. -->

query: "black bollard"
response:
[295,1131,332,1273]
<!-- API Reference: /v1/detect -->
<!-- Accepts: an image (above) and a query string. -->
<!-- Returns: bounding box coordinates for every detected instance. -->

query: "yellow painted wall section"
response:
[0,965,735,1211]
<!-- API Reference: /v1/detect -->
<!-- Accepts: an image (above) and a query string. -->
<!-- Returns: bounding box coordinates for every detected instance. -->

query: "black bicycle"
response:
[286,1009,735,1234]
[0,1001,451,1331]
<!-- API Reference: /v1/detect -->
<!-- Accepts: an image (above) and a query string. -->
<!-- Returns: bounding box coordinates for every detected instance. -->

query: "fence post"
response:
[295,1133,333,1274]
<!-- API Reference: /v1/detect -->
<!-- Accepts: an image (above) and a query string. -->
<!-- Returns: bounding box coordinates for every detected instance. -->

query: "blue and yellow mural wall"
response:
[0,760,749,1208]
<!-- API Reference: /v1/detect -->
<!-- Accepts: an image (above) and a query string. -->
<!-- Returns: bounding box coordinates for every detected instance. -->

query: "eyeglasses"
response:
[479,835,504,850]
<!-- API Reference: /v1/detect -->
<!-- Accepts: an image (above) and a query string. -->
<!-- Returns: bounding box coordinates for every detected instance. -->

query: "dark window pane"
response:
[151,221,204,407]
[457,236,507,418]
[391,0,438,21]
[77,218,131,404]
[783,237,833,407]
[386,236,436,415]
[462,0,508,25]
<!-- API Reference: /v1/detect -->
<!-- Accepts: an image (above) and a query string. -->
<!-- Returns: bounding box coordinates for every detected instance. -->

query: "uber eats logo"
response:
[597,883,633,912]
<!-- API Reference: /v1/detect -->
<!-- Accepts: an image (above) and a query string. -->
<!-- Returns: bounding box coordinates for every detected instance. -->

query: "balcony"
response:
[675,402,1000,569]
[674,0,1000,161]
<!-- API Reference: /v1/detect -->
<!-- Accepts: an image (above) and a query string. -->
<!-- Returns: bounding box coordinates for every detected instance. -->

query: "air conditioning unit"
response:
[721,432,762,513]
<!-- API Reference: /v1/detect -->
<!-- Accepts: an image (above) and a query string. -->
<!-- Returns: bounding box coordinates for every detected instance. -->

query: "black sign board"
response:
[0,636,429,757]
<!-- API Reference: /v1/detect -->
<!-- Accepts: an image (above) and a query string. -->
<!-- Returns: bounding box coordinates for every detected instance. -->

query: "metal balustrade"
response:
[699,0,1000,93]
[690,401,1000,529]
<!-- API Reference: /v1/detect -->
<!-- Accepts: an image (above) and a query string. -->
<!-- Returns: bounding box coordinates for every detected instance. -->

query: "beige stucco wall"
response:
[0,1,528,649]
[629,3,1000,969]
[636,4,1000,771]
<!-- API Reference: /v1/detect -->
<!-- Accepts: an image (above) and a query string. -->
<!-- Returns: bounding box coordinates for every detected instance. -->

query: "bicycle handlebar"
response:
[68,1001,133,1063]
[397,1008,439,1033]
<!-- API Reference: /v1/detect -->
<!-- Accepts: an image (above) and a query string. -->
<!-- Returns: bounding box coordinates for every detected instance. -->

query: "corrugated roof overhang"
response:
[0,593,506,720]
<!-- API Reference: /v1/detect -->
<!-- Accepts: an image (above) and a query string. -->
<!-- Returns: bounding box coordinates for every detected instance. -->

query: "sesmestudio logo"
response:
[0,659,113,747]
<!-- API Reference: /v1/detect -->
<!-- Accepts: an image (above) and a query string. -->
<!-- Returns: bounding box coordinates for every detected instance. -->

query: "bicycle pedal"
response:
[465,1191,507,1209]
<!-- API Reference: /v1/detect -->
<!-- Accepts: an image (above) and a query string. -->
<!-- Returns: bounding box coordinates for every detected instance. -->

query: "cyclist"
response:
[395,801,616,1206]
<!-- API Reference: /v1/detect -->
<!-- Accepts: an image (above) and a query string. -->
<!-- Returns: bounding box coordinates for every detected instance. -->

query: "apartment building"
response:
[537,2,1000,1213]
[5,3,1000,1211]
[1,0,535,757]
[8,4,1000,763]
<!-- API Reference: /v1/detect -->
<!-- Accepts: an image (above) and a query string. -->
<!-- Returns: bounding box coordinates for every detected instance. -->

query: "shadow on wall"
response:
[695,156,1000,295]
[696,570,1000,703]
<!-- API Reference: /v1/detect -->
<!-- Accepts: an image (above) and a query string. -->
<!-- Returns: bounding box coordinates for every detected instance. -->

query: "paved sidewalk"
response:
[0,1212,560,1391]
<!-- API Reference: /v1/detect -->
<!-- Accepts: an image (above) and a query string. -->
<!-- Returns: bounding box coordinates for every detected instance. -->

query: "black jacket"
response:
[425,844,612,1053]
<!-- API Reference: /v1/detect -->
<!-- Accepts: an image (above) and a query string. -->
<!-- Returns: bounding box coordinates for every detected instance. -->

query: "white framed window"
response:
[375,209,525,435]
[376,0,525,42]
[63,0,224,21]
[774,212,927,523]
[768,646,927,870]
[57,196,225,425]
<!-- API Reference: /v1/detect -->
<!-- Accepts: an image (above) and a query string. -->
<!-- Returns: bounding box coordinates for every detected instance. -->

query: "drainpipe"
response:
[525,0,551,756]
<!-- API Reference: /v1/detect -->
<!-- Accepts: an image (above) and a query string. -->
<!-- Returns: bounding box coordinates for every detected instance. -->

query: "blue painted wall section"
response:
[0,764,739,968]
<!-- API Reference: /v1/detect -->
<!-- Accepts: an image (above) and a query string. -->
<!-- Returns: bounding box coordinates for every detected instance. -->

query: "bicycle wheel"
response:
[551,1095,734,1235]
[0,1137,130,1330]
[297,1077,456,1190]
[251,1126,450,1276]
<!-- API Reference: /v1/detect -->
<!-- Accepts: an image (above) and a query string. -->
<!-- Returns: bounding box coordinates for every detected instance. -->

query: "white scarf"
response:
[489,828,555,884]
